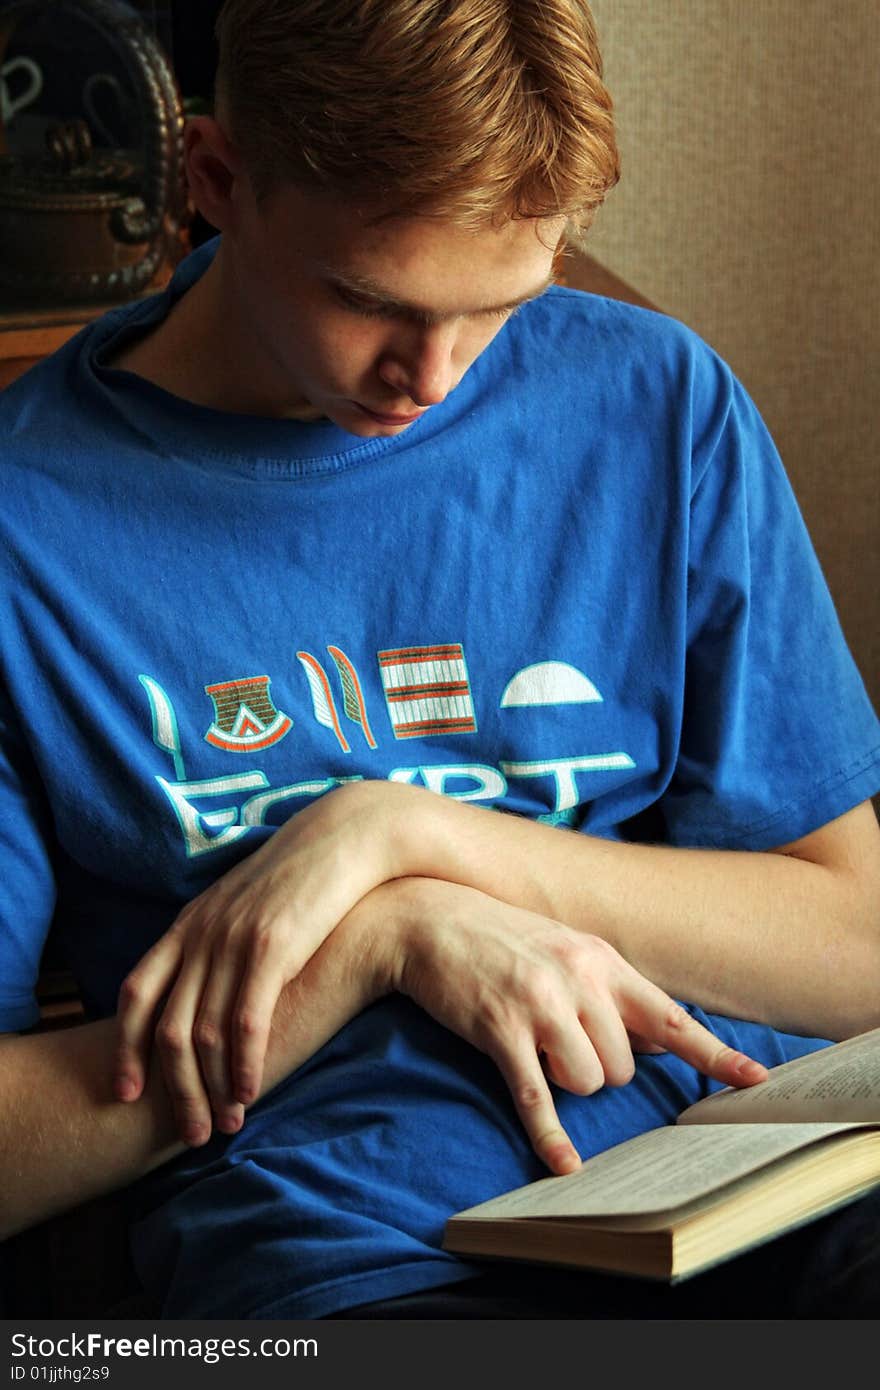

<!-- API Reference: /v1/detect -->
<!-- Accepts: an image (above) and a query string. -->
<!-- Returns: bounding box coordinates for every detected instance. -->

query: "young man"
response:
[1,0,878,1319]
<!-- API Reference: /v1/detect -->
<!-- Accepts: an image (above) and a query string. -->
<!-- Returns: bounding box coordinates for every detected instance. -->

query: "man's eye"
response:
[332,284,520,325]
[334,287,389,318]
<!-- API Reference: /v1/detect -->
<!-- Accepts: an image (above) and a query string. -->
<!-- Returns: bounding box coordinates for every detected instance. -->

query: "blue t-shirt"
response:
[1,240,877,1316]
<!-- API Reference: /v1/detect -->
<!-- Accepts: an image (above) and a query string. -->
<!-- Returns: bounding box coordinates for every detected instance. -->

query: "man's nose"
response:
[377,323,461,406]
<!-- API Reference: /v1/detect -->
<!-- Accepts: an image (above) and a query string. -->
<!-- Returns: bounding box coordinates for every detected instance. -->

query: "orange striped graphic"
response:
[377,642,476,740]
[385,682,469,701]
[392,719,477,739]
[203,675,292,752]
[379,645,463,664]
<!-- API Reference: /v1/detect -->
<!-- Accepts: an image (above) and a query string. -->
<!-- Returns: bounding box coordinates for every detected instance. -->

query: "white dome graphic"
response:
[500,662,603,707]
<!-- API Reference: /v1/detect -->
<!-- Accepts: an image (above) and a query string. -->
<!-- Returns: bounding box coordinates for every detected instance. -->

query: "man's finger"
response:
[229,967,280,1107]
[155,967,216,1145]
[491,1034,582,1176]
[114,932,183,1101]
[625,979,768,1088]
[227,932,298,1106]
[194,964,247,1135]
[538,1017,606,1094]
[570,1003,636,1088]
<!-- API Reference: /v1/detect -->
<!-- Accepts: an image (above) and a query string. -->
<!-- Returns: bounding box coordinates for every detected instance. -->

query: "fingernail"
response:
[115,1076,137,1101]
[547,1142,581,1174]
[184,1123,208,1145]
[217,1112,243,1135]
[736,1057,767,1082]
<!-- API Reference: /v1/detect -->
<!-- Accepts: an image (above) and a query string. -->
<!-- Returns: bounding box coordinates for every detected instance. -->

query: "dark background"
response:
[165,0,224,107]
[1,1,226,244]
[2,2,224,110]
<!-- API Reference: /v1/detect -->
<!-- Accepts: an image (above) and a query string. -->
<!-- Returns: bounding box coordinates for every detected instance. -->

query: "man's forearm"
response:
[0,901,393,1240]
[379,785,880,1039]
[0,1017,182,1240]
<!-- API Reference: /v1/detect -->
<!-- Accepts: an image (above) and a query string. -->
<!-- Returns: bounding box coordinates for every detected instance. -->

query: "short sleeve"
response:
[0,683,57,1031]
[661,362,880,849]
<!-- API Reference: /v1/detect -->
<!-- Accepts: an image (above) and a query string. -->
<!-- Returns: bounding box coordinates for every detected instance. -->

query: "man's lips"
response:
[353,402,425,425]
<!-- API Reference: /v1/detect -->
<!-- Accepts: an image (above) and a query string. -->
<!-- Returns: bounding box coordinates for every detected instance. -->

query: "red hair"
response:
[214,0,620,241]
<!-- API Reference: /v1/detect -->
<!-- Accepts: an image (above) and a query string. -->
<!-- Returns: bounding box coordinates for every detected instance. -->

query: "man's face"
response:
[221,180,565,435]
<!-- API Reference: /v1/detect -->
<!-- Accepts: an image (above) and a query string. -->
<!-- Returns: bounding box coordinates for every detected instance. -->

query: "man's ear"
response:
[183,116,246,233]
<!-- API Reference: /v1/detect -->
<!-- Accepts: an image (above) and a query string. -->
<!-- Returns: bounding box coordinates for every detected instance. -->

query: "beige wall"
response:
[586,0,879,711]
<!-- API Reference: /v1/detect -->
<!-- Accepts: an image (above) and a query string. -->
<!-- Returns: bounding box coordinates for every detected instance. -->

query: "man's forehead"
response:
[266,184,564,319]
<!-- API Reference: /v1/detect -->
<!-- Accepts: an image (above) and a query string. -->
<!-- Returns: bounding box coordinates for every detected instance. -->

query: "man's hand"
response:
[336,783,880,1045]
[111,772,774,1159]
[386,877,768,1175]
[112,781,396,1143]
[0,882,409,1242]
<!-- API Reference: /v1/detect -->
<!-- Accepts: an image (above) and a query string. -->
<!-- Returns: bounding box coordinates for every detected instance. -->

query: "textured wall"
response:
[587,0,879,710]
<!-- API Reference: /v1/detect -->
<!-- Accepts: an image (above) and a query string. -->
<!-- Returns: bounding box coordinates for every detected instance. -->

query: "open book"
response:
[443,1026,880,1282]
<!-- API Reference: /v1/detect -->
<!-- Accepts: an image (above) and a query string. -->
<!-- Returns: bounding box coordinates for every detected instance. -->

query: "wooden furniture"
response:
[0,268,177,390]
[557,248,659,312]
[0,305,103,389]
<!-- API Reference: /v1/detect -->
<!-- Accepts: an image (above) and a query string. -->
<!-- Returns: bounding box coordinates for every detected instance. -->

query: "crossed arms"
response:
[2,778,879,1240]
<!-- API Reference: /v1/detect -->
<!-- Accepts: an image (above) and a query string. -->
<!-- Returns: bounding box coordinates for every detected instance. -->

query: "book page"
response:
[678,1027,880,1126]
[450,1122,859,1220]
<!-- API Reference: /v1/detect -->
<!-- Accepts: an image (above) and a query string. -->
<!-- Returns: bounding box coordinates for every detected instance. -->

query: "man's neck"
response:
[106,253,322,421]
[107,261,214,399]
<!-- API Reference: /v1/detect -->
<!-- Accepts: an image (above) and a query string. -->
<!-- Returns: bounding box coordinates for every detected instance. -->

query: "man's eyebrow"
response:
[318,264,555,321]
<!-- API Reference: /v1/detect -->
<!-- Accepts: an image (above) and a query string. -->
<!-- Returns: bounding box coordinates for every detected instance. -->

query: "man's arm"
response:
[1,872,774,1239]
[0,1017,180,1240]
[112,782,879,1134]
[0,891,394,1241]
[380,788,880,1040]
